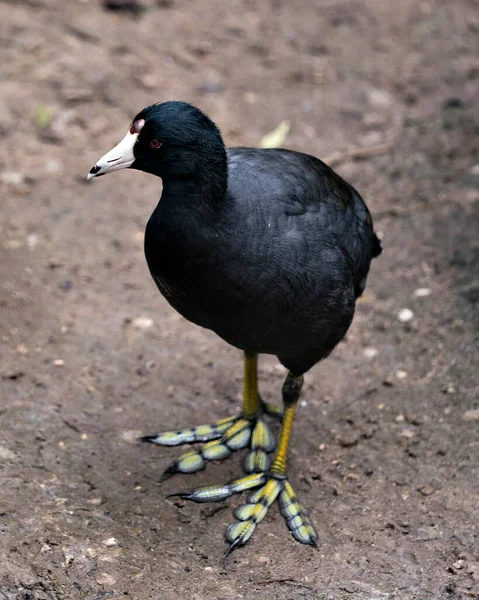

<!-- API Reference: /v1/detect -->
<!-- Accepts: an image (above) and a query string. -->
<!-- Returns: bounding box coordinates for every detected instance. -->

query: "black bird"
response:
[88,101,382,554]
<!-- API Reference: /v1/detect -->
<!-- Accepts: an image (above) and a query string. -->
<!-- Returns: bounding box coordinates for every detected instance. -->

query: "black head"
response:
[88,101,227,195]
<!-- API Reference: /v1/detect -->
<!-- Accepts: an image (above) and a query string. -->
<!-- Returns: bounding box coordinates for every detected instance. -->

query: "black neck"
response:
[160,149,228,205]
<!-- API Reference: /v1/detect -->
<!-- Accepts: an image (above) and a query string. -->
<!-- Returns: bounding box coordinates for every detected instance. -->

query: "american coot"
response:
[88,101,382,554]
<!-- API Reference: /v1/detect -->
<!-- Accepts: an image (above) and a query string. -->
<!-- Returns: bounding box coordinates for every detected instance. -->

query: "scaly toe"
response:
[155,417,253,480]
[140,415,237,446]
[243,418,276,473]
[169,472,266,503]
[279,480,318,546]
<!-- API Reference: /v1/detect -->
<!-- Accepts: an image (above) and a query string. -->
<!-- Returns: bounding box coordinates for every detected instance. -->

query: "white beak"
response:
[87,130,138,180]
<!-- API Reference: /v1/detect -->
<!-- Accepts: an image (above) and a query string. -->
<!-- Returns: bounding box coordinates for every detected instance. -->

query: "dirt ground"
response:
[0,0,478,598]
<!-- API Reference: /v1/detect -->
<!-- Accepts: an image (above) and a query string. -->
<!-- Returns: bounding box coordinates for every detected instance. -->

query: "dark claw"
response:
[223,536,244,558]
[166,491,190,500]
[139,435,159,444]
[159,463,179,482]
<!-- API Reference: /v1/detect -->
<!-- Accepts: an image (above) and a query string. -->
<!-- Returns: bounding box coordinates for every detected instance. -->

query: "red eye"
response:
[150,139,161,149]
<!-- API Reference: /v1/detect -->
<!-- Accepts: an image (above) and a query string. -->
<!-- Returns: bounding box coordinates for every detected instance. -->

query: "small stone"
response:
[138,73,159,90]
[52,359,65,367]
[367,87,393,108]
[86,498,103,505]
[452,559,465,571]
[0,446,16,460]
[102,537,118,547]
[443,383,456,394]
[204,566,213,571]
[96,573,116,586]
[336,429,359,447]
[463,409,479,422]
[413,287,431,297]
[397,308,414,323]
[256,555,270,563]
[395,414,405,423]
[132,316,154,329]
[16,344,28,355]
[395,370,408,380]
[363,347,378,358]
[27,234,39,249]
[0,171,27,186]
[418,485,435,496]
[400,428,415,439]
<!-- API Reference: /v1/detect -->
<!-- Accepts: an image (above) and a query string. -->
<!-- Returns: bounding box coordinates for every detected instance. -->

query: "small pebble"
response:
[395,414,405,423]
[0,171,26,186]
[463,409,479,422]
[102,537,118,547]
[86,498,103,505]
[397,308,414,323]
[395,370,408,380]
[256,555,270,563]
[363,347,378,358]
[132,316,154,329]
[418,485,435,496]
[0,446,16,460]
[16,344,28,355]
[96,573,116,586]
[204,566,214,571]
[413,288,431,297]
[52,359,65,367]
[443,383,456,394]
[27,234,39,249]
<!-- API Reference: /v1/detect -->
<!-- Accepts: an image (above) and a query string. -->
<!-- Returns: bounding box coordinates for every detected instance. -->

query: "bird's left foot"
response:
[170,472,318,555]
[140,400,280,481]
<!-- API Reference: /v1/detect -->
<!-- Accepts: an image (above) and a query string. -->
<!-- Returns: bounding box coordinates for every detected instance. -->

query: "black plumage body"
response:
[145,145,380,375]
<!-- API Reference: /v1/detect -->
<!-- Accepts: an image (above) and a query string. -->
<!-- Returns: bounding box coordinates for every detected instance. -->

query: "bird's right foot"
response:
[140,399,281,481]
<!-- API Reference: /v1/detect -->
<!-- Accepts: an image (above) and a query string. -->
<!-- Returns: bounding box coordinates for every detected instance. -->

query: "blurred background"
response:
[0,0,478,598]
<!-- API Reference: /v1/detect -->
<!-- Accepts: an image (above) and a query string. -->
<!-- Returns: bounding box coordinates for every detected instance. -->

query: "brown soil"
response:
[0,1,478,599]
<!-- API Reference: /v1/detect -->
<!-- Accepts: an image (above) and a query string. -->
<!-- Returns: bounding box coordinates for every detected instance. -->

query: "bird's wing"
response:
[227,148,379,296]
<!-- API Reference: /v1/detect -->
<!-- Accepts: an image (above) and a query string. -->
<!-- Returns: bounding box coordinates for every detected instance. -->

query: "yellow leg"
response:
[242,353,259,417]
[270,373,303,475]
